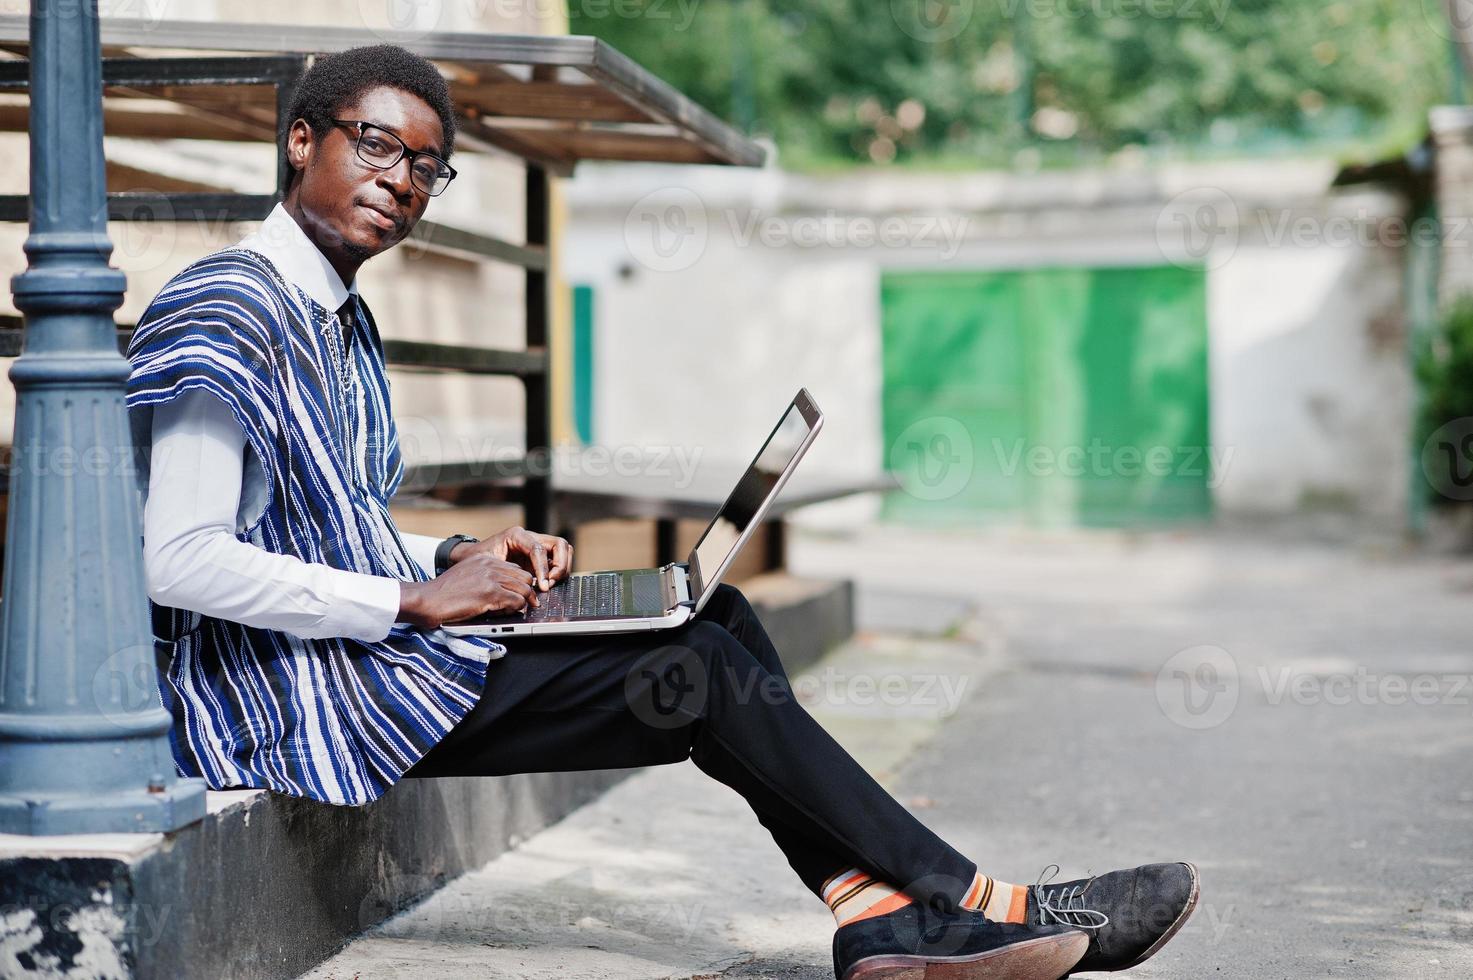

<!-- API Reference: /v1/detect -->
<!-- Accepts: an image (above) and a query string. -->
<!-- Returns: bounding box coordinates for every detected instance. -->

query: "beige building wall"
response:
[0,0,564,480]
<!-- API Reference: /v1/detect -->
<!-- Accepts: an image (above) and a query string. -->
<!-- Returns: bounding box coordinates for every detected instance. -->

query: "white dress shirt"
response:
[141,204,447,642]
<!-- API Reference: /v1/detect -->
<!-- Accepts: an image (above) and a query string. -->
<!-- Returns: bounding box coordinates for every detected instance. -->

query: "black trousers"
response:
[403,583,977,909]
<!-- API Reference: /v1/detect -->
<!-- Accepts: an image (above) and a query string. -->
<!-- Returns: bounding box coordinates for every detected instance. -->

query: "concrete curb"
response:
[0,575,853,980]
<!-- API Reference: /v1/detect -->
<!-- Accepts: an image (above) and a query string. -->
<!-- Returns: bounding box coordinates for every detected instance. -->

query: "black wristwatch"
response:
[434,534,478,575]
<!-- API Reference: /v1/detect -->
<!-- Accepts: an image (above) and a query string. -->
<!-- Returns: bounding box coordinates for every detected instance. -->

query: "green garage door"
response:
[881,265,1212,527]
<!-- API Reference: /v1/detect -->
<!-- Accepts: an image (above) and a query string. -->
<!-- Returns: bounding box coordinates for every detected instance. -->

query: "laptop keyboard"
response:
[522,571,671,621]
[528,572,623,620]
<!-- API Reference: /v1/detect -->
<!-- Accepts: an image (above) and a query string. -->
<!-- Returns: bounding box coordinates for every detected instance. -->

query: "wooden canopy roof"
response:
[0,15,766,174]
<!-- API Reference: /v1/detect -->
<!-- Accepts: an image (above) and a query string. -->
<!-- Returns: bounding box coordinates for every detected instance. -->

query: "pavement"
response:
[301,521,1473,979]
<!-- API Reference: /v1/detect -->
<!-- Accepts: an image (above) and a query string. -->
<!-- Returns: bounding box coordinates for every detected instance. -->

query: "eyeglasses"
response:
[331,119,457,197]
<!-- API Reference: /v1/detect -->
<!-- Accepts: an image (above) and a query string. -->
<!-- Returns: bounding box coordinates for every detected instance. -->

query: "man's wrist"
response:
[434,533,478,575]
[398,580,428,627]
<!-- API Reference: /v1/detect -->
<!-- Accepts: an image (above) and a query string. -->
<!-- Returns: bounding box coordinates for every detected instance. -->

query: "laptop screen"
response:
[687,391,821,604]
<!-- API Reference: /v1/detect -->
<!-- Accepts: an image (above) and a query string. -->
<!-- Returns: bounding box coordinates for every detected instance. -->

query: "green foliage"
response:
[572,0,1450,169]
[1417,297,1473,507]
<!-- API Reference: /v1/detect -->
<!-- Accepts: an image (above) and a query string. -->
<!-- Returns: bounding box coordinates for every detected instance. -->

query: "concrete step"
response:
[0,575,852,980]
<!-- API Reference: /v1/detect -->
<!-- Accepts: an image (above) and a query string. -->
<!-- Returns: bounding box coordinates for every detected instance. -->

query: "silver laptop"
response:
[443,388,824,638]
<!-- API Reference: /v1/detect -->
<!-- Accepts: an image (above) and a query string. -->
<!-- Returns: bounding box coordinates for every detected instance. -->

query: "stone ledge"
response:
[0,574,853,980]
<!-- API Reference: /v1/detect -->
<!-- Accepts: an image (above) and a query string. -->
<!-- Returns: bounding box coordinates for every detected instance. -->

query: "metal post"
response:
[524,162,552,535]
[0,0,206,833]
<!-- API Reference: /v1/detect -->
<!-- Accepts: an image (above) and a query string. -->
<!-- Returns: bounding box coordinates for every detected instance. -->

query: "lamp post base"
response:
[0,780,207,836]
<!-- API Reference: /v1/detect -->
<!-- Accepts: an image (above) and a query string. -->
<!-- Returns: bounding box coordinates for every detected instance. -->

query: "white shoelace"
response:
[1034,864,1111,931]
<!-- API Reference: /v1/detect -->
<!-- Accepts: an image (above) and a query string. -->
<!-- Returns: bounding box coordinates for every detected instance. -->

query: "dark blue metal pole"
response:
[0,0,205,833]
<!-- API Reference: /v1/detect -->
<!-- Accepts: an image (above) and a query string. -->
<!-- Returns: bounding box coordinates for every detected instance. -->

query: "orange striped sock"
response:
[821,868,917,927]
[959,872,1028,923]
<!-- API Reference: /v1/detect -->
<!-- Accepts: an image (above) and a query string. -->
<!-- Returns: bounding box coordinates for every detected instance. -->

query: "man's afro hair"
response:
[281,44,457,190]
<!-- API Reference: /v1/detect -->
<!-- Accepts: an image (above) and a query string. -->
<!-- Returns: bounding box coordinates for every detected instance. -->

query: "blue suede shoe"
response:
[832,902,1087,980]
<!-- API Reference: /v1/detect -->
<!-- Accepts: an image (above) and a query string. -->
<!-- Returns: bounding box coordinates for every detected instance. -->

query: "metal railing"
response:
[0,53,555,531]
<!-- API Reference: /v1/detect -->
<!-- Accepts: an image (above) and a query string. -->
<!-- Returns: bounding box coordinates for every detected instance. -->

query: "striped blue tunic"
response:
[125,247,505,806]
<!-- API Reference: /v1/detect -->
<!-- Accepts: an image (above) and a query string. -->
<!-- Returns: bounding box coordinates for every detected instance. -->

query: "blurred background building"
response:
[558,0,1469,536]
[0,0,1467,542]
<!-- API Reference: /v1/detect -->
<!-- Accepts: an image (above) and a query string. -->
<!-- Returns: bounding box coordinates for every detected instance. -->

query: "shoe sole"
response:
[841,930,1088,980]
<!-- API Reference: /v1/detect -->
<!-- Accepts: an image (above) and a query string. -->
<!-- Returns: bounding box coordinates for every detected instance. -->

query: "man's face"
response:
[285,84,446,267]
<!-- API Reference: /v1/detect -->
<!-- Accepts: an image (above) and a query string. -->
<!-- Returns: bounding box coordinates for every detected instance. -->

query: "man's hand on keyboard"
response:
[472,526,575,593]
[398,552,540,628]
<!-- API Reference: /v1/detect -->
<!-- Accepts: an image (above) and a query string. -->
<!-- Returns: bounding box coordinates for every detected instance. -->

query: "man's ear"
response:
[286,118,314,182]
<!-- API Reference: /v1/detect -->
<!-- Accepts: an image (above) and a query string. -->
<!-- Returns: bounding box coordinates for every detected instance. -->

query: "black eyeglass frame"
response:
[330,118,457,197]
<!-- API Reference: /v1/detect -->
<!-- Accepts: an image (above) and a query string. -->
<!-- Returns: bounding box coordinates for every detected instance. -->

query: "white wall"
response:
[565,159,1414,524]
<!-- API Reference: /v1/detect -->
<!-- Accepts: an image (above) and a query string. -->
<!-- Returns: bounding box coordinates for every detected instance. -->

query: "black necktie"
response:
[335,296,357,351]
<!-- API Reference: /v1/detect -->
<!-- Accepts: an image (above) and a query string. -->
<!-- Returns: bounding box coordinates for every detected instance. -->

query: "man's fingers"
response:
[496,565,537,607]
[550,539,573,581]
[530,542,550,590]
[495,584,529,613]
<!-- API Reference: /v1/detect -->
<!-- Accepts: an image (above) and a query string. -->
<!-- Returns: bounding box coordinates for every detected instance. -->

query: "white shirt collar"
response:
[237,203,357,311]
